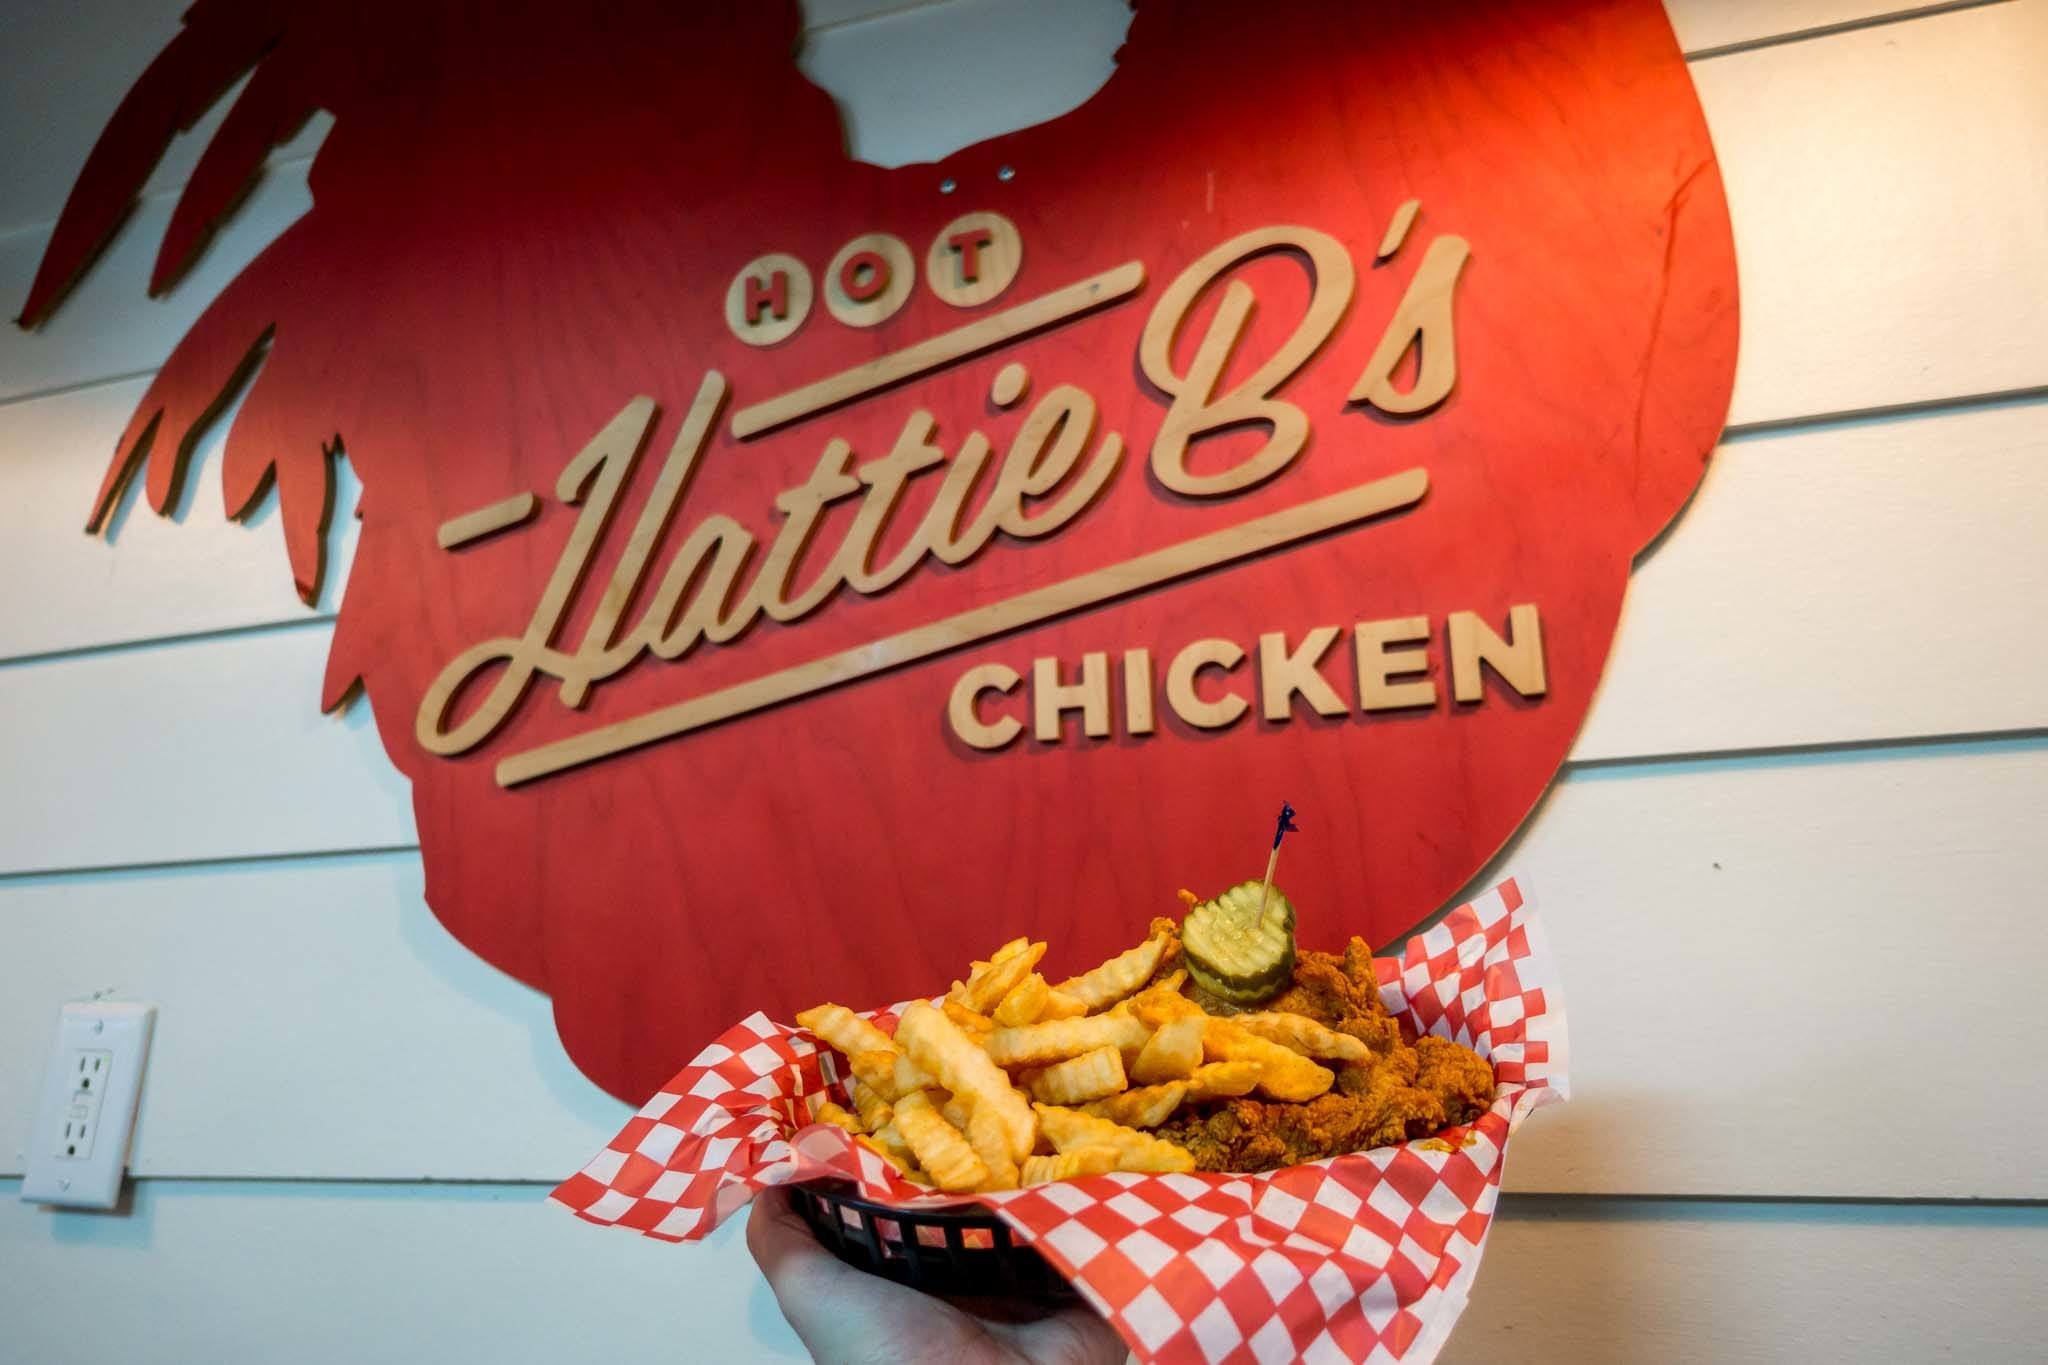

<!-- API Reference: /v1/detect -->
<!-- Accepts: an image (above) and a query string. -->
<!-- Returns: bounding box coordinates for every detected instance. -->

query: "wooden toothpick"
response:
[1257,802,1299,931]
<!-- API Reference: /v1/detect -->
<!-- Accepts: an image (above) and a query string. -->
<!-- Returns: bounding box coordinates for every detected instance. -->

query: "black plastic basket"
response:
[789,1179,1077,1302]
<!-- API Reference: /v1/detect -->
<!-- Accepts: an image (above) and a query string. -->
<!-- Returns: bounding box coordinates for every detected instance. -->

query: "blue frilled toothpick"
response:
[1257,801,1299,930]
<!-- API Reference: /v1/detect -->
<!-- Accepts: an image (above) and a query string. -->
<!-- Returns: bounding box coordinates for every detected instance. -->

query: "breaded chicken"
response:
[1414,1035,1494,1125]
[1157,939,1494,1171]
[1265,937,1385,1029]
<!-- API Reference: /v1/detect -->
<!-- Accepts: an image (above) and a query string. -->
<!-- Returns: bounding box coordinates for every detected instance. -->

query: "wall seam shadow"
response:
[1682,0,2015,61]
[0,613,338,671]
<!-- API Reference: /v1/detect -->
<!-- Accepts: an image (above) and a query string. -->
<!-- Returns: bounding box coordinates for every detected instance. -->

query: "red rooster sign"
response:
[21,0,1737,1101]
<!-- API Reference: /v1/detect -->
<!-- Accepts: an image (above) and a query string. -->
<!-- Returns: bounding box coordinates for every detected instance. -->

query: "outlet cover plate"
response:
[20,1002,155,1209]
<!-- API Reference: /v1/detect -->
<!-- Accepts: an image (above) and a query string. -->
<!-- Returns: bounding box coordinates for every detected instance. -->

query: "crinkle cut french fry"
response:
[942,998,995,1035]
[849,1050,902,1100]
[940,1093,974,1133]
[1055,934,1171,1011]
[869,1120,916,1168]
[1081,1081,1187,1129]
[1231,1011,1373,1062]
[1203,1020,1334,1101]
[892,1053,937,1096]
[1130,1013,1205,1083]
[896,1002,1037,1161]
[1034,1103,1195,1174]
[1020,1145,1119,1185]
[849,1049,936,1103]
[1127,982,1203,1029]
[1146,967,1187,995]
[892,1091,989,1192]
[1021,1045,1127,1105]
[967,1105,1019,1191]
[983,1012,1152,1069]
[812,1100,862,1135]
[1037,987,1090,1021]
[849,1078,892,1132]
[993,972,1052,1027]
[855,1132,913,1176]
[795,1003,897,1059]
[960,941,1047,1015]
[1182,1060,1262,1100]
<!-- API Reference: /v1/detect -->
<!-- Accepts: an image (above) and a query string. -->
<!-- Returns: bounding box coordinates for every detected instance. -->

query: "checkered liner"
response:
[552,879,1566,1364]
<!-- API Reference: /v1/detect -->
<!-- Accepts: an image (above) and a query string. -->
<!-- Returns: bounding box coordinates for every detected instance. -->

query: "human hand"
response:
[746,1187,1130,1365]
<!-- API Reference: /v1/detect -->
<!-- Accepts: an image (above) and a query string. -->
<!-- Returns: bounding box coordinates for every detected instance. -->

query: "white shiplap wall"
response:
[5,2,2047,1361]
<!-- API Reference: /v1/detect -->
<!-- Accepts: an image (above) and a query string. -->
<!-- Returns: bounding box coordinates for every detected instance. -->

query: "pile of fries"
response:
[795,926,1372,1191]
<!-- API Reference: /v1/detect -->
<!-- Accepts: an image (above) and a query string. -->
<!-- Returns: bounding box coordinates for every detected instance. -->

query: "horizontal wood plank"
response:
[0,375,361,660]
[2,1185,2042,1365]
[1447,1195,2048,1363]
[0,853,628,1182]
[1496,736,2048,1198]
[6,396,2044,874]
[0,1182,804,1364]
[1573,396,2048,761]
[1700,0,2048,426]
[0,627,414,875]
[4,738,2042,1195]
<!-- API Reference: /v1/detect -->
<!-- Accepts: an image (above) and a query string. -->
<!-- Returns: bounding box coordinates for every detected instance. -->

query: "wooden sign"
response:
[23,0,1738,1102]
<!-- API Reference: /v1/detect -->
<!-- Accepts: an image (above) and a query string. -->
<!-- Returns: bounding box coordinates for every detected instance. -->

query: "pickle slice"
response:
[1181,881,1297,1006]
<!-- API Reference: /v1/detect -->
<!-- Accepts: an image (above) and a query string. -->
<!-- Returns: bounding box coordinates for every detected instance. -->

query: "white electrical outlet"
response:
[20,1002,155,1209]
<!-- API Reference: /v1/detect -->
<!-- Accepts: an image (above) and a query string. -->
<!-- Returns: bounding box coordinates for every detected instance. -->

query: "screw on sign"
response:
[20,0,1737,1103]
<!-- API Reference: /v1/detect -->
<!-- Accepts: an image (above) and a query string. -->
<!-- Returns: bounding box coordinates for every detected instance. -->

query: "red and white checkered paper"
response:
[552,878,1566,1364]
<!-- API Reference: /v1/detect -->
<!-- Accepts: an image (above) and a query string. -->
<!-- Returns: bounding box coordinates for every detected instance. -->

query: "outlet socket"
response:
[20,1003,155,1209]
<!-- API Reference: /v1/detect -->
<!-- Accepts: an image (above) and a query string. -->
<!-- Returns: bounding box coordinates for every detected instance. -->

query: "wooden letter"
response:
[1351,235,1470,415]
[1033,653,1110,742]
[1376,199,1421,262]
[1123,648,1155,736]
[996,385,1122,539]
[437,492,538,550]
[561,373,728,705]
[824,232,914,328]
[1354,616,1436,711]
[949,228,992,281]
[839,250,890,303]
[1258,626,1346,721]
[926,211,1023,308]
[1448,604,1547,703]
[724,252,813,346]
[732,263,1142,438]
[949,663,1023,750]
[1140,225,1355,497]
[1165,638,1249,730]
[746,272,788,324]
[754,440,864,621]
[415,396,656,756]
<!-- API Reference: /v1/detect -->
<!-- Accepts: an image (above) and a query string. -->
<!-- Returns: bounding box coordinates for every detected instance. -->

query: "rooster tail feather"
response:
[154,30,319,295]
[219,334,338,604]
[20,0,287,327]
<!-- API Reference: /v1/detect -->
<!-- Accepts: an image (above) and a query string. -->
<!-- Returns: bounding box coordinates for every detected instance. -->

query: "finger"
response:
[981,1297,1130,1365]
[745,1188,842,1290]
[747,1189,953,1364]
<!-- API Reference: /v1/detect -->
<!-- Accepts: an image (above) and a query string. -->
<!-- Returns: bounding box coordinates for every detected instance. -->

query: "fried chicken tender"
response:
[1146,917,1183,979]
[1265,938,1383,1028]
[1157,939,1495,1171]
[1414,1034,1495,1124]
